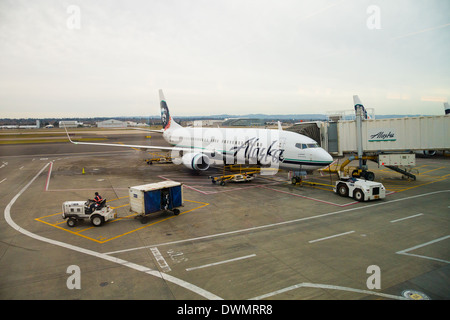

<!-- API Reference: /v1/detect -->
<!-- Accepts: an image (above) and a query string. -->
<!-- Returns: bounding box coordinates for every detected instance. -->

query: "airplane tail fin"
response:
[159,89,182,131]
[444,102,450,115]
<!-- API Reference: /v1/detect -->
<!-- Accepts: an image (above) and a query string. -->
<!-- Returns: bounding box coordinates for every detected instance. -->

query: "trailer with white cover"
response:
[129,181,184,224]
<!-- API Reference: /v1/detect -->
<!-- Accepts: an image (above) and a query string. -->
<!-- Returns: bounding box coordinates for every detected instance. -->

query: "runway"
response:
[1,130,449,300]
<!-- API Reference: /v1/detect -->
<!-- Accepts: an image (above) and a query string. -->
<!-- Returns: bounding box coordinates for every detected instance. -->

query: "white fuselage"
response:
[163,126,333,172]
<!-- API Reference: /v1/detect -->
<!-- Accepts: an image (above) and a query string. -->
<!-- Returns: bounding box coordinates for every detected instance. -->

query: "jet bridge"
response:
[334,113,449,157]
[289,98,450,180]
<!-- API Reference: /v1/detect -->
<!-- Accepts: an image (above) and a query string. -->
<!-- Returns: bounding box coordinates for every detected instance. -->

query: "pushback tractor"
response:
[334,177,386,202]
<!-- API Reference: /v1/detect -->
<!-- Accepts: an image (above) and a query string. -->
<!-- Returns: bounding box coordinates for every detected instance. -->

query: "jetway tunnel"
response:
[286,99,450,181]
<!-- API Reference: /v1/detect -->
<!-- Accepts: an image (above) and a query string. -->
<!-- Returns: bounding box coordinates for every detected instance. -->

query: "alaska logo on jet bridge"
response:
[368,128,396,142]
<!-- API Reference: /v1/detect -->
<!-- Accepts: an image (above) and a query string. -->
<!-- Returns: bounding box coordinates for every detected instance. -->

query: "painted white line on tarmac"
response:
[150,247,171,273]
[186,254,256,271]
[249,282,406,300]
[396,235,450,264]
[308,231,355,243]
[390,213,423,223]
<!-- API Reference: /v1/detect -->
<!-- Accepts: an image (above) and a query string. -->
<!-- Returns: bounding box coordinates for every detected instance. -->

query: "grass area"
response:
[0,138,106,145]
[0,126,160,144]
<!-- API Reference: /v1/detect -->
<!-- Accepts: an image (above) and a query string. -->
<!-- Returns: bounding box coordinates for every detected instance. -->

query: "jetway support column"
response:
[354,95,365,171]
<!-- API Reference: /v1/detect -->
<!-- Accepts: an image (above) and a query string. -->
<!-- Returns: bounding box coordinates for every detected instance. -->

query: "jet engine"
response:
[182,152,210,171]
[423,150,436,156]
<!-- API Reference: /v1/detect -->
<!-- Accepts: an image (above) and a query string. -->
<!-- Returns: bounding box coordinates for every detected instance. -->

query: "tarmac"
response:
[0,129,449,300]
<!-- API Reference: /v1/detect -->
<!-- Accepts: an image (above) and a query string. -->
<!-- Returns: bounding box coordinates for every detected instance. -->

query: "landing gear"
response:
[291,176,302,185]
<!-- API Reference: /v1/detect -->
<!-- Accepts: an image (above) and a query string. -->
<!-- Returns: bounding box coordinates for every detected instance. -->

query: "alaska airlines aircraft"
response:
[66,90,333,174]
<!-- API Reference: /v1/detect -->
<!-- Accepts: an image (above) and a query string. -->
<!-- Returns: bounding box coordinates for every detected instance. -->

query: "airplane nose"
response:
[321,148,334,164]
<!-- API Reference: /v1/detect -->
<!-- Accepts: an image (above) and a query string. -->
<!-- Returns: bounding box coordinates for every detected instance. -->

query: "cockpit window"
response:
[295,143,319,149]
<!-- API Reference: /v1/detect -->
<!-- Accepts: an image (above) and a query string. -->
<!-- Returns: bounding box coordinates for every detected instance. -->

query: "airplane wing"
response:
[63,126,216,154]
[128,127,165,133]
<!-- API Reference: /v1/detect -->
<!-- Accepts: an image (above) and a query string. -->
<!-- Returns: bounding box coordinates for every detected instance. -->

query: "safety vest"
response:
[94,195,102,203]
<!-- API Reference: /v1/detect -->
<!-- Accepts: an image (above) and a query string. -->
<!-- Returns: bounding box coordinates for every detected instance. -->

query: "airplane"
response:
[65,90,333,176]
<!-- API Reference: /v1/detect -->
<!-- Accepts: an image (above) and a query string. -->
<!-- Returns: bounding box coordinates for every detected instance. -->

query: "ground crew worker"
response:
[90,192,103,212]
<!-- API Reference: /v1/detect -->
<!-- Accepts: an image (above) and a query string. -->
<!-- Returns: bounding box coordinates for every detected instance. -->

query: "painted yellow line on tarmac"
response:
[35,198,209,244]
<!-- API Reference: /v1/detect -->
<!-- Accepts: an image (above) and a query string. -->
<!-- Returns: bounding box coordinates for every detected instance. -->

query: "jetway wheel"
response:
[365,171,375,181]
[352,170,375,181]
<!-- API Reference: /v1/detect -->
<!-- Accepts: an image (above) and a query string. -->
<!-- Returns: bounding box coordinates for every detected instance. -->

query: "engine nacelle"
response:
[181,152,210,171]
[423,150,436,156]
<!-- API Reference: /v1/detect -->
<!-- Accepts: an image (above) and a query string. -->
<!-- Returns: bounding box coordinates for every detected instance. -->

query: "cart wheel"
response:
[140,215,148,224]
[337,183,349,197]
[91,214,104,227]
[211,178,216,184]
[354,189,365,202]
[220,180,225,186]
[173,209,180,216]
[67,217,77,228]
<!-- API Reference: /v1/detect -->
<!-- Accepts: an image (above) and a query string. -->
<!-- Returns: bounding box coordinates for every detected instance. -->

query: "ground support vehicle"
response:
[61,199,115,227]
[210,172,256,186]
[129,181,183,224]
[334,177,386,201]
[145,154,173,165]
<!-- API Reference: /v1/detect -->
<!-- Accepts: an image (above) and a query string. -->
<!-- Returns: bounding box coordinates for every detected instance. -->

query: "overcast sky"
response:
[0,0,449,118]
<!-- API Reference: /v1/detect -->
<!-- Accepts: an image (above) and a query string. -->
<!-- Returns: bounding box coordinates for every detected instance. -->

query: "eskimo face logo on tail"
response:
[160,100,171,130]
